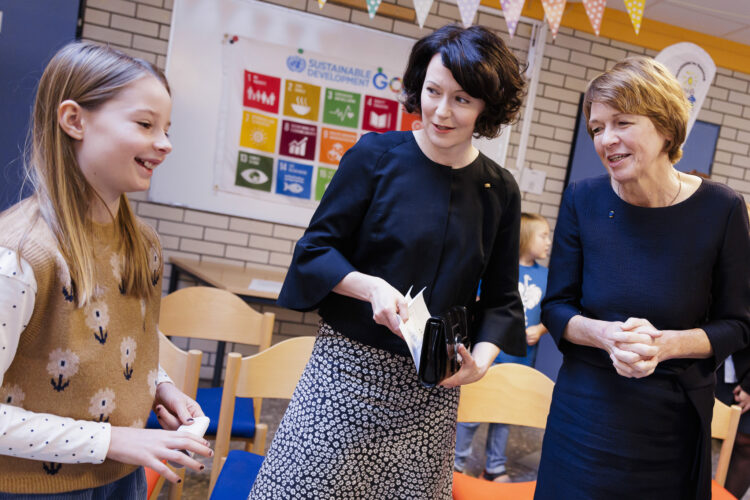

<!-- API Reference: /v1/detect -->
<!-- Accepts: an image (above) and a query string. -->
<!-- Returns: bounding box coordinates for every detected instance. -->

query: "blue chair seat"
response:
[145,387,256,438]
[210,450,264,499]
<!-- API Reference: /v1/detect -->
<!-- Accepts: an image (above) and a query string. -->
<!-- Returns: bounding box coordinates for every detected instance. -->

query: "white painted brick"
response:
[564,75,586,93]
[569,51,605,70]
[85,8,110,26]
[86,0,136,16]
[590,44,626,61]
[520,200,541,213]
[163,249,200,263]
[82,24,132,46]
[273,225,305,240]
[712,163,745,180]
[729,91,750,107]
[530,124,555,139]
[542,86,580,104]
[163,0,174,9]
[715,75,748,93]
[158,220,203,238]
[524,191,562,205]
[525,149,551,164]
[201,256,246,267]
[539,71,564,86]
[717,137,750,155]
[727,178,750,193]
[159,25,170,40]
[723,116,750,133]
[249,235,291,253]
[697,109,722,124]
[225,245,269,263]
[707,86,729,101]
[133,34,169,54]
[535,137,572,155]
[204,227,248,246]
[476,12,507,32]
[540,203,559,218]
[393,20,429,39]
[719,127,737,140]
[534,164,566,180]
[545,178,564,193]
[136,4,172,24]
[160,234,180,249]
[539,111,576,129]
[744,108,750,120]
[550,33,591,53]
[350,10,393,31]
[550,153,569,168]
[586,67,602,81]
[738,131,750,144]
[184,210,229,229]
[138,202,184,221]
[715,151,732,163]
[554,128,574,143]
[424,14,455,30]
[533,96,559,113]
[180,238,225,256]
[230,217,273,235]
[308,0,351,22]
[156,55,167,70]
[139,216,158,228]
[558,102,579,117]
[732,154,750,168]
[136,0,163,7]
[544,45,571,62]
[111,14,159,36]
[270,252,293,267]
[711,100,743,117]
[734,71,750,82]
[610,40,645,53]
[110,44,157,63]
[548,60,587,79]
[712,174,728,184]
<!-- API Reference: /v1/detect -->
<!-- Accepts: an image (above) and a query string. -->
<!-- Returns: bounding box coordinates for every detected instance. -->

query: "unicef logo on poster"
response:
[286,55,306,73]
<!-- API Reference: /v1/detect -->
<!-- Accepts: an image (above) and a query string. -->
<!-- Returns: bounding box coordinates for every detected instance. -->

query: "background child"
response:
[0,41,211,497]
[454,213,551,482]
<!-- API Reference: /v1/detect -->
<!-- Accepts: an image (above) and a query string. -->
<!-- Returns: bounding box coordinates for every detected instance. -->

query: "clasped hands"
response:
[603,317,665,379]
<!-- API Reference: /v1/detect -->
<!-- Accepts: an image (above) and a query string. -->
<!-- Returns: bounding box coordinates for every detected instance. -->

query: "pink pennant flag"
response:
[624,0,645,35]
[457,0,481,28]
[366,0,382,18]
[500,0,525,38]
[541,0,566,39]
[413,0,433,28]
[581,0,605,35]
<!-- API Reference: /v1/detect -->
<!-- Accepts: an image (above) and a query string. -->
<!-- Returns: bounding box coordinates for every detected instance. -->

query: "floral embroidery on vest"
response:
[46,348,80,392]
[0,383,26,406]
[85,302,109,344]
[88,388,116,422]
[120,337,136,380]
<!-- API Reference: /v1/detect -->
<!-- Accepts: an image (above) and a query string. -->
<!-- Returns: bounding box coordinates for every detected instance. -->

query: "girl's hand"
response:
[107,426,213,483]
[525,324,545,346]
[153,382,204,430]
[734,386,750,414]
[439,343,497,389]
[367,277,409,337]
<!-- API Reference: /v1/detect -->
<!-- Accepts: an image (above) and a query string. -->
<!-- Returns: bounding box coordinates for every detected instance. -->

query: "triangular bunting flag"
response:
[457,0,481,28]
[413,0,433,28]
[366,0,382,18]
[500,0,525,38]
[318,0,326,8]
[624,0,645,35]
[541,0,566,39]
[581,0,605,36]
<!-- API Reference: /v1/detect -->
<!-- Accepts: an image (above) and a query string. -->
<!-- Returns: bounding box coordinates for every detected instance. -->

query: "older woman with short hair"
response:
[536,57,750,499]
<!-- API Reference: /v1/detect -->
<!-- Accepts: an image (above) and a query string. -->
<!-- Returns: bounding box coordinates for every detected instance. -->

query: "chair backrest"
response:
[159,286,274,351]
[457,363,555,429]
[157,330,202,399]
[711,398,742,487]
[211,336,316,491]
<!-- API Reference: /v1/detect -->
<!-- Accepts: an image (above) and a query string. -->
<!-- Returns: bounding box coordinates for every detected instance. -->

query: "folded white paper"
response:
[399,286,431,372]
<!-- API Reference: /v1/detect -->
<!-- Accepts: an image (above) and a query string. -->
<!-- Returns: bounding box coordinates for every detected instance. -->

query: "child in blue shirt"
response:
[454,213,551,482]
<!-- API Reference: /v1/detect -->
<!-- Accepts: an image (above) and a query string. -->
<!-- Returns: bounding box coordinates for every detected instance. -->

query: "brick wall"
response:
[79,0,750,379]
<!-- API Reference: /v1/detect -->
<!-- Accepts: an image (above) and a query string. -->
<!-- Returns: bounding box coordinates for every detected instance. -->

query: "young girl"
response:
[0,41,212,498]
[454,213,551,482]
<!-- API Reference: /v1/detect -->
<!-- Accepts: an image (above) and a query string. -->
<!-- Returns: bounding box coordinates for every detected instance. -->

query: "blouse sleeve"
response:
[475,174,526,356]
[541,183,583,345]
[702,197,750,366]
[277,136,378,311]
[0,247,111,464]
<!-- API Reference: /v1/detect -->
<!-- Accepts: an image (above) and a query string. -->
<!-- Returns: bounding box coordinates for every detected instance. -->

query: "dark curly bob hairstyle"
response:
[401,24,525,139]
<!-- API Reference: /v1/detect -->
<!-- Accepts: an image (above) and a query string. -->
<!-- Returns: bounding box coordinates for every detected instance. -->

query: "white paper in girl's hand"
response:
[398,286,431,372]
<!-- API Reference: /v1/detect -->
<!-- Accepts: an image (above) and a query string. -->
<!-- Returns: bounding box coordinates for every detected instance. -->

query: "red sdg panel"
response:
[244,71,281,114]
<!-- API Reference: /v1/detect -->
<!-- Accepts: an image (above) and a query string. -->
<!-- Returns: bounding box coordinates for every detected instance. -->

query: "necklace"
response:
[616,170,682,207]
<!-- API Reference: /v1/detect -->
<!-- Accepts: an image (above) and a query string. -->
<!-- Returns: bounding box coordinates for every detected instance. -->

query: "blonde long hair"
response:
[25,41,169,306]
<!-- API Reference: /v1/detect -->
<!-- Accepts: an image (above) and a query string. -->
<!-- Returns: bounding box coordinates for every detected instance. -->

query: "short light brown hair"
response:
[519,213,549,257]
[583,56,690,164]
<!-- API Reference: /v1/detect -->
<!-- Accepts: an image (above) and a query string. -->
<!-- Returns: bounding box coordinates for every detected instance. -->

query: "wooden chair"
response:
[711,398,743,498]
[452,363,554,500]
[154,286,275,455]
[208,336,316,496]
[146,331,203,500]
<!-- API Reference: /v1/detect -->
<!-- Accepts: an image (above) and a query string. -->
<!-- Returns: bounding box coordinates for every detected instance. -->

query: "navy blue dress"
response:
[536,175,750,500]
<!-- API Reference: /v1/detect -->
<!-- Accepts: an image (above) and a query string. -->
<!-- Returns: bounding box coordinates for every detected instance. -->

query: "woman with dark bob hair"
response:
[536,56,750,499]
[249,24,526,499]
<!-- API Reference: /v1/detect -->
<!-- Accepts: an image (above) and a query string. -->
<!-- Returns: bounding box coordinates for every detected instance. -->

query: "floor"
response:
[164,397,749,500]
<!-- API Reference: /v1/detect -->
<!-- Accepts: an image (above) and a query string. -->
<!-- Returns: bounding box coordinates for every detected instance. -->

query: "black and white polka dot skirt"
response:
[248,322,460,500]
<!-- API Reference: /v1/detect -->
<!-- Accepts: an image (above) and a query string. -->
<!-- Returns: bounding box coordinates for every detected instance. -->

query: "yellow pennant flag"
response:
[318,0,326,8]
[624,0,645,35]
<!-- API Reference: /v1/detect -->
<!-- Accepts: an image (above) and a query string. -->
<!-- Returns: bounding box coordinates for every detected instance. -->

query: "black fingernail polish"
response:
[177,479,182,483]
[200,465,205,470]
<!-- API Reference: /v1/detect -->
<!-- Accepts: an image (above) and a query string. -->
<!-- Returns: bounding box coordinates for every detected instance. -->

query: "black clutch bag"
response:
[418,305,472,388]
